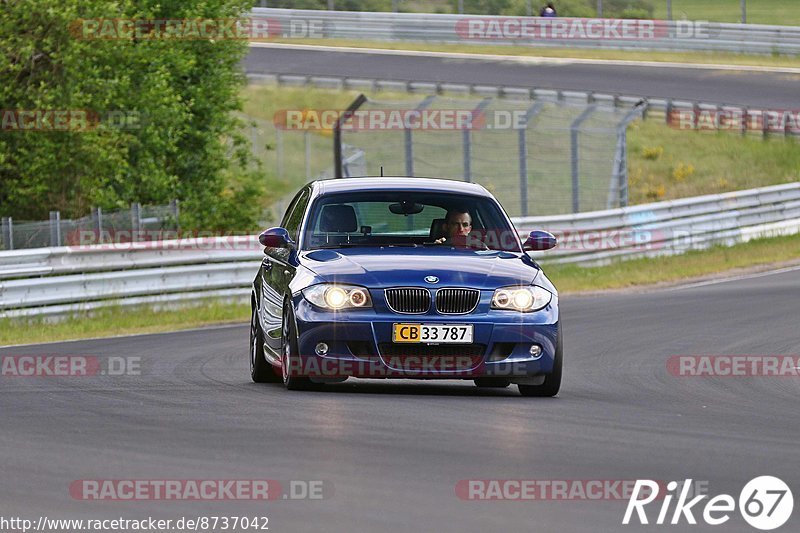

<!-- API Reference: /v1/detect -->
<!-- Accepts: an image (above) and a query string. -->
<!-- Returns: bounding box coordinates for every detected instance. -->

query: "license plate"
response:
[392,323,473,344]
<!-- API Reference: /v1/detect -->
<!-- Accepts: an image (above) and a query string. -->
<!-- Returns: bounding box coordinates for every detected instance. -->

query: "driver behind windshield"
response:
[435,208,482,247]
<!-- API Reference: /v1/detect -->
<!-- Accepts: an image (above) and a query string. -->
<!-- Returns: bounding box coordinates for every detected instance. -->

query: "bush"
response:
[0,0,263,232]
[620,7,652,19]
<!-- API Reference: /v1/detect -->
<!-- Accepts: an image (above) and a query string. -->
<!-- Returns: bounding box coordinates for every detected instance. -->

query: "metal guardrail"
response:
[523,182,800,265]
[250,8,800,55]
[0,236,262,318]
[2,184,799,318]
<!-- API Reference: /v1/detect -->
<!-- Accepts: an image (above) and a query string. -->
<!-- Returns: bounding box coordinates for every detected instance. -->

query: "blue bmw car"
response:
[250,177,562,397]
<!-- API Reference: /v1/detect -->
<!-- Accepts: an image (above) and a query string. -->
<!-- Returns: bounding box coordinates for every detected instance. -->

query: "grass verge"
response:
[627,120,800,203]
[264,39,800,69]
[0,302,250,347]
[652,0,800,26]
[2,232,800,346]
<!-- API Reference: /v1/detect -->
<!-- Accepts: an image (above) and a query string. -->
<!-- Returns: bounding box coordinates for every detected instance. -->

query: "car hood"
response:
[299,247,539,290]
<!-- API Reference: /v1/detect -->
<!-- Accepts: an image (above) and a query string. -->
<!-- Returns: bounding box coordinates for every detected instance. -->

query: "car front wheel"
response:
[251,302,280,383]
[281,303,317,391]
[518,327,562,398]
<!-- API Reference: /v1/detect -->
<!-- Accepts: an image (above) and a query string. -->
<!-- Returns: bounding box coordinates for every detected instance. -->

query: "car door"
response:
[262,187,311,353]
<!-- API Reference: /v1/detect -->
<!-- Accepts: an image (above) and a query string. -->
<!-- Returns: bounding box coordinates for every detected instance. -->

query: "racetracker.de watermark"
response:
[1,109,141,132]
[1,356,141,377]
[667,355,800,377]
[70,17,325,40]
[69,479,331,501]
[668,108,800,135]
[455,18,712,41]
[67,230,260,250]
[274,108,487,132]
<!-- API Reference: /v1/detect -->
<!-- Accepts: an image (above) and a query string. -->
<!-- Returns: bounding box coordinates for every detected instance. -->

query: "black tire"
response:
[251,302,281,383]
[474,378,511,388]
[518,327,562,398]
[281,303,317,391]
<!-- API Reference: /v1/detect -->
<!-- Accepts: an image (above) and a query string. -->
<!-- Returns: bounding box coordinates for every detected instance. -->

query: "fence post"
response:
[609,101,647,209]
[463,98,493,183]
[666,0,672,20]
[131,202,142,234]
[1,217,12,250]
[741,0,746,24]
[517,101,545,217]
[335,94,368,179]
[462,128,471,183]
[458,0,463,14]
[49,211,62,247]
[92,207,103,244]
[609,127,629,209]
[170,200,180,231]
[570,106,597,213]
[597,0,603,17]
[405,96,436,177]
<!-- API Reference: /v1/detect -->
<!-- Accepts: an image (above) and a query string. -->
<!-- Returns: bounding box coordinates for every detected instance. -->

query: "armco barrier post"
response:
[1,217,13,250]
[49,211,62,247]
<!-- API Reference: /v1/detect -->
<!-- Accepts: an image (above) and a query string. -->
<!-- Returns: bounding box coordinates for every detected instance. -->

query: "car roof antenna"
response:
[380,165,384,177]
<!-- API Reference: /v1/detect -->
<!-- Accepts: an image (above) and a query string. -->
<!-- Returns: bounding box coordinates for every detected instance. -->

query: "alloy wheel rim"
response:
[250,312,257,373]
[281,316,290,382]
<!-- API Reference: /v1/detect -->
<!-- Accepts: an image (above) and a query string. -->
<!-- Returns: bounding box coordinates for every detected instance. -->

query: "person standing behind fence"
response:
[540,2,557,17]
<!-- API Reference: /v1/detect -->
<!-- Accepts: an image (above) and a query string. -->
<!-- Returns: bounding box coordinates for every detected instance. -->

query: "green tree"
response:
[0,0,262,231]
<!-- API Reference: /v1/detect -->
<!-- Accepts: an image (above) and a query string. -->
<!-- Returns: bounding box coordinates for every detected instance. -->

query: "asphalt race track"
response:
[2,267,799,532]
[244,45,800,109]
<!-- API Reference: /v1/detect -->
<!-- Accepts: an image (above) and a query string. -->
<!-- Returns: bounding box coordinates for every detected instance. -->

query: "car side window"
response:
[283,188,310,244]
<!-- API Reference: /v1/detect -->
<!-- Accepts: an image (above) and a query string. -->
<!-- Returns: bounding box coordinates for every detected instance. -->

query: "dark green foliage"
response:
[0,0,263,231]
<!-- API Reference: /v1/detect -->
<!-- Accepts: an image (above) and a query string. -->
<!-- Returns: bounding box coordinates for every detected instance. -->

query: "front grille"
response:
[436,288,480,314]
[385,288,431,314]
[378,343,486,371]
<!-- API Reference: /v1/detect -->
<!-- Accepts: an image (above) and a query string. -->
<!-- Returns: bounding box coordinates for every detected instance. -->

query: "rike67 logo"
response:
[623,476,793,530]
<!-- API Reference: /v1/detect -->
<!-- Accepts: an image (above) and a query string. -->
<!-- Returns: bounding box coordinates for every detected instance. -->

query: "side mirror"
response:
[523,230,557,251]
[259,227,293,249]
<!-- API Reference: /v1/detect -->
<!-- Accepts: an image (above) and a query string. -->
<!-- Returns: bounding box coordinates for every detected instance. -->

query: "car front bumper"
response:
[288,294,560,380]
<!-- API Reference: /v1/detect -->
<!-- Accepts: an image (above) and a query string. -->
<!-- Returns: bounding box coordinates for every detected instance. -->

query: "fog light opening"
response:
[529,344,543,359]
[315,342,329,356]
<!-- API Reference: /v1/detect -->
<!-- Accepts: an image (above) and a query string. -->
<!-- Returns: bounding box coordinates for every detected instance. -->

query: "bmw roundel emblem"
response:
[424,276,439,284]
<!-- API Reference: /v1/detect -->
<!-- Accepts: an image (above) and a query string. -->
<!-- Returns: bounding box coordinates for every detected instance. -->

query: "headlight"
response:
[303,284,372,310]
[491,286,551,312]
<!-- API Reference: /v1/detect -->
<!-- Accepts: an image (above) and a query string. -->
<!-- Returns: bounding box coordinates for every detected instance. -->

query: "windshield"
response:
[302,191,521,252]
